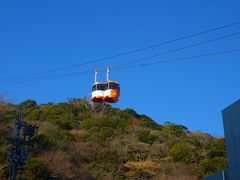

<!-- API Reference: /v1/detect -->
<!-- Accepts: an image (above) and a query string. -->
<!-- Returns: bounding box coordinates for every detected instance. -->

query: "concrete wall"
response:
[205,167,240,180]
[204,100,240,180]
[222,100,240,170]
[227,167,240,180]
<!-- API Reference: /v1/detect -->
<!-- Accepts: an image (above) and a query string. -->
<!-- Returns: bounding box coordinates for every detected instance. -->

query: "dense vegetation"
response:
[0,98,227,179]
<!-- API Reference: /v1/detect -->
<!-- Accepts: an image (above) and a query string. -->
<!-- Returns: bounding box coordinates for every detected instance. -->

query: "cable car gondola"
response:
[91,70,105,102]
[104,67,120,103]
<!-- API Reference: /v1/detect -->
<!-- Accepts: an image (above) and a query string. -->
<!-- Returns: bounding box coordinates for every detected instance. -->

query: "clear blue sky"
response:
[0,0,240,136]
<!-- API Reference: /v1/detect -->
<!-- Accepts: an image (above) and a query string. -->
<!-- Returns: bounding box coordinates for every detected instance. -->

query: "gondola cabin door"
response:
[103,67,120,103]
[91,82,105,102]
[91,70,105,102]
[104,81,120,103]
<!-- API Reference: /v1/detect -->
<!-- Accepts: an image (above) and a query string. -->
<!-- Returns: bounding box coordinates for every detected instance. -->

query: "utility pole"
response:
[7,103,38,180]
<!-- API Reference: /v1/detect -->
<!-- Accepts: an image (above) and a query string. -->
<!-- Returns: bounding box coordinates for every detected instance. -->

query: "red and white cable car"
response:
[103,66,120,103]
[91,70,105,102]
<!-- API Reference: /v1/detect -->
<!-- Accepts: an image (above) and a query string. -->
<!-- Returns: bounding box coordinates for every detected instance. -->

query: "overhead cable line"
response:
[1,20,240,81]
[1,31,240,83]
[2,48,240,84]
[113,48,240,71]
[112,32,240,68]
[0,70,93,84]
[0,110,16,118]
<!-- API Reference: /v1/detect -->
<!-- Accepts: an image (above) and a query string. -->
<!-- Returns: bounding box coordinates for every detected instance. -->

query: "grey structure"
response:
[205,100,240,180]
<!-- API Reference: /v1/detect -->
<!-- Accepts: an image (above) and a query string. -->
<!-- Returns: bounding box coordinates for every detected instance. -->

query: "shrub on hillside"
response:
[139,115,162,130]
[137,130,158,145]
[199,157,227,177]
[23,159,51,180]
[161,122,188,137]
[169,142,194,164]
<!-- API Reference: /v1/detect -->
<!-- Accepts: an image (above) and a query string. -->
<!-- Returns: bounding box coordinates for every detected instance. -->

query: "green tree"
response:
[23,159,51,180]
[199,157,227,176]
[139,115,161,130]
[137,130,157,144]
[207,139,226,159]
[169,142,194,163]
[161,122,187,137]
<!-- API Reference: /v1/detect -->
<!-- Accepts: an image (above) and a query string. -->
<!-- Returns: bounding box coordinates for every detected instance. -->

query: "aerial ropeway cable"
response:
[1,30,240,85]
[0,48,240,85]
[1,20,240,82]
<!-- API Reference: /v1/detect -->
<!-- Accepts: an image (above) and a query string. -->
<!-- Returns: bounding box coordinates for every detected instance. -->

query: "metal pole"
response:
[7,103,38,180]
[9,105,23,180]
[107,66,110,82]
[222,170,225,180]
[94,70,98,83]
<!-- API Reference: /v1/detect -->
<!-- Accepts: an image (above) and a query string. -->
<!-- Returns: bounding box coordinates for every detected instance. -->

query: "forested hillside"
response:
[0,98,227,180]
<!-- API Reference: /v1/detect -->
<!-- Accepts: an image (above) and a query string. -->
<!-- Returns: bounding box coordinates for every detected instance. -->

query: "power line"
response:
[0,111,16,118]
[112,32,240,68]
[1,31,240,83]
[0,70,93,84]
[113,48,240,71]
[1,20,240,82]
[1,48,240,84]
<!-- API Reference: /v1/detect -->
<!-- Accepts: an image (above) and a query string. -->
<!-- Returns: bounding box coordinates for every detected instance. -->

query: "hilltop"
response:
[0,98,227,180]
